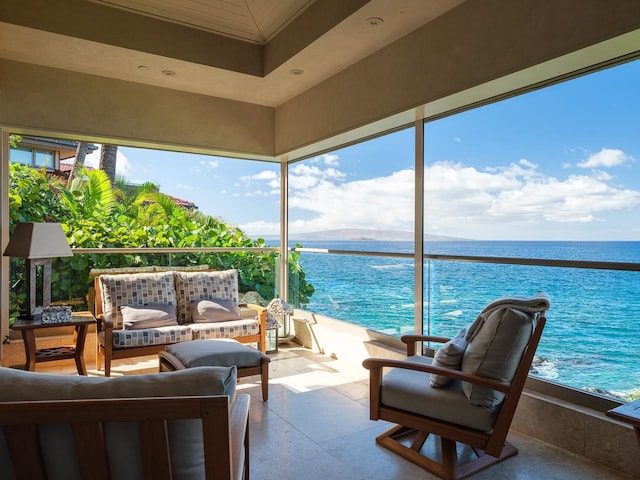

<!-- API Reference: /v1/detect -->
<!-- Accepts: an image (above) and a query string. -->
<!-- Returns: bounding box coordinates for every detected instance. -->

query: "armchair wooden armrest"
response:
[0,393,251,480]
[362,357,510,394]
[401,334,452,356]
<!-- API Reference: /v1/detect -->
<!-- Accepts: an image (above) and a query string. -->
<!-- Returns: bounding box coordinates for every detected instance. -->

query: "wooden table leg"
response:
[74,324,89,375]
[20,329,37,371]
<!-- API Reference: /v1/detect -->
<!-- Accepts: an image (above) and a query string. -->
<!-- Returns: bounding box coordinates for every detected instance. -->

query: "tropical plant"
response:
[7,163,314,321]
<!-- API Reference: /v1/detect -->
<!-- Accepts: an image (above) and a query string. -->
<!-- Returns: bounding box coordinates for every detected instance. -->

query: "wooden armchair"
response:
[363,299,548,480]
[0,394,250,480]
[0,366,249,480]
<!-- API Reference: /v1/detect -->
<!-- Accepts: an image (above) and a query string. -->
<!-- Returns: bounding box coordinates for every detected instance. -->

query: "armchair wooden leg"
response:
[376,425,519,480]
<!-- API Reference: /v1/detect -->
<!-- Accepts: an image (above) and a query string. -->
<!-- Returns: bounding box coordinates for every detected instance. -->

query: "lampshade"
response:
[3,223,73,259]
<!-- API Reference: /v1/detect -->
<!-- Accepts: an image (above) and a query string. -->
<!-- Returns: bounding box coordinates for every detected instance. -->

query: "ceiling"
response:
[90,0,317,44]
[0,0,465,107]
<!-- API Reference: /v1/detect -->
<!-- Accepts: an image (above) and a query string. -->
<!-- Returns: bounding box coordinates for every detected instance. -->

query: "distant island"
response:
[260,228,470,242]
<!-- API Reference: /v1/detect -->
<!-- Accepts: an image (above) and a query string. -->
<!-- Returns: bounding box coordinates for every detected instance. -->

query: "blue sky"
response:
[79,58,640,241]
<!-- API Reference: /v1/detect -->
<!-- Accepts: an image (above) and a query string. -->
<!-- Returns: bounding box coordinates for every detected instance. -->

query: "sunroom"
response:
[1,1,640,478]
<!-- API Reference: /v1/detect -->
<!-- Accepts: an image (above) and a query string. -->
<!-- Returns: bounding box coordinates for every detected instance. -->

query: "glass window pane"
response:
[288,127,415,332]
[9,147,32,166]
[34,150,54,169]
[422,59,640,400]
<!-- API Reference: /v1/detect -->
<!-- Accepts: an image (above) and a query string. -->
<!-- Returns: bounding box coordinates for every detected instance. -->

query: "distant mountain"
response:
[264,228,470,242]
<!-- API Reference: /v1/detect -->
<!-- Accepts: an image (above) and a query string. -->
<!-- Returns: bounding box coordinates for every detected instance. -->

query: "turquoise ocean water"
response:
[291,240,640,397]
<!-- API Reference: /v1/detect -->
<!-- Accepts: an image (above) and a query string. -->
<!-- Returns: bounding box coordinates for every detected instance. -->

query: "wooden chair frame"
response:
[0,393,250,480]
[363,315,546,480]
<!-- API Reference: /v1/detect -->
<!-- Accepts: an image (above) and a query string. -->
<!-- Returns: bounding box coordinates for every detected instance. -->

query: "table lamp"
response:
[3,222,73,318]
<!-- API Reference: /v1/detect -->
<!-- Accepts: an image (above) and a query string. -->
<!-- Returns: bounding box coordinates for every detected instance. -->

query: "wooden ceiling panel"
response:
[92,0,316,44]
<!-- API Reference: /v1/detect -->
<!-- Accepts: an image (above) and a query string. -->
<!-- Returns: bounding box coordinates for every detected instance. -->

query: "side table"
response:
[607,399,640,448]
[11,311,96,375]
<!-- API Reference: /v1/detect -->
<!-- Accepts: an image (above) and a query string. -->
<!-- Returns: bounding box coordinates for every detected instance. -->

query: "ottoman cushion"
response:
[165,339,268,369]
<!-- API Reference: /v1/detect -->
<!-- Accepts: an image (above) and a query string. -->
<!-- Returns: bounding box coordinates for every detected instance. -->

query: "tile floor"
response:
[31,341,637,480]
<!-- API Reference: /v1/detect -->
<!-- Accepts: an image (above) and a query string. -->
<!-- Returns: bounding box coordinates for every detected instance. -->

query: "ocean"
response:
[290,240,640,398]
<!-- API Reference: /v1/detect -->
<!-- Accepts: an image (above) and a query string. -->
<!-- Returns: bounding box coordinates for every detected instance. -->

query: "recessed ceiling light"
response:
[290,69,304,76]
[365,17,383,27]
[137,65,149,71]
[161,70,176,77]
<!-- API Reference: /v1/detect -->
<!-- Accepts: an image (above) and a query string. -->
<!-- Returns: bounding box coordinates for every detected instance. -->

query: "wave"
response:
[530,358,558,379]
[442,310,463,318]
[369,263,409,271]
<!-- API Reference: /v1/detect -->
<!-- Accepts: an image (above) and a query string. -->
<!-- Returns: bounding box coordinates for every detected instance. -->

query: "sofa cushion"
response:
[430,328,468,388]
[174,270,240,324]
[166,339,268,368]
[99,325,193,349]
[121,303,178,329]
[461,307,535,407]
[0,366,236,480]
[99,272,176,329]
[190,299,242,323]
[190,319,260,340]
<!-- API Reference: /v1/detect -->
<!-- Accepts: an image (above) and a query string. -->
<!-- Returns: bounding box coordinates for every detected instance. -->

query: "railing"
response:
[16,244,636,402]
[289,245,640,403]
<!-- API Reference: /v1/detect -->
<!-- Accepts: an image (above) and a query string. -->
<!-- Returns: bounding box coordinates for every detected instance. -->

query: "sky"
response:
[77,58,640,241]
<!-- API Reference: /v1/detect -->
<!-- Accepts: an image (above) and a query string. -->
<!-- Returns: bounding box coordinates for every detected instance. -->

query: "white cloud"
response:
[577,148,633,168]
[177,183,193,191]
[309,153,340,166]
[241,154,640,240]
[241,170,277,182]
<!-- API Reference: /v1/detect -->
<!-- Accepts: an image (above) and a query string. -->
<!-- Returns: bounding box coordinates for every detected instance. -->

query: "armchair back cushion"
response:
[461,307,535,407]
[99,271,176,329]
[0,366,236,480]
[174,269,240,324]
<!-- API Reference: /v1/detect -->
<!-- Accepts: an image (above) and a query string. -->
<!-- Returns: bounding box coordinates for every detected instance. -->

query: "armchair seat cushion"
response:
[101,325,193,349]
[190,318,260,340]
[381,356,499,432]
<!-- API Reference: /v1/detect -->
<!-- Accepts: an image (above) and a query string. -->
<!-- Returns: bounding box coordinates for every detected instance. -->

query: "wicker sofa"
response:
[93,267,267,376]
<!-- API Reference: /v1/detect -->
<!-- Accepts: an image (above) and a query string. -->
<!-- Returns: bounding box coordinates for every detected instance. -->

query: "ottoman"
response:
[159,339,271,400]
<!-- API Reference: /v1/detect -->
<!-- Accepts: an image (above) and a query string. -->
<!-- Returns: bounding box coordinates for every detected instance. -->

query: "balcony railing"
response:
[8,245,638,403]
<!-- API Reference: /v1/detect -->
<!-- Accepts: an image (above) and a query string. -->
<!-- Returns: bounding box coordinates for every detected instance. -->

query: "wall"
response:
[0,60,275,158]
[275,0,640,155]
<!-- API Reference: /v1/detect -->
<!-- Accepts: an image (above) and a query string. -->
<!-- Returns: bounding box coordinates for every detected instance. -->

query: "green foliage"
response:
[7,164,314,318]
[8,135,22,148]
